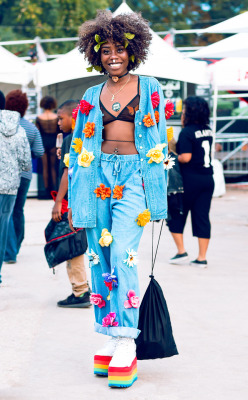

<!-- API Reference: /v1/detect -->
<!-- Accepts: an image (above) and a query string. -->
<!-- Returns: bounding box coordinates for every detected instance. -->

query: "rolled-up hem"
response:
[95,322,141,339]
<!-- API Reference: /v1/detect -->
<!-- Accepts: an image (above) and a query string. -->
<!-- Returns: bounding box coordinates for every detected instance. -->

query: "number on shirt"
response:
[202,140,211,168]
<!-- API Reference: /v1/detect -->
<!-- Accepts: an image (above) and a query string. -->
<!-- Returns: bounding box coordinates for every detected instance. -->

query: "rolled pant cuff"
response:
[94,322,140,339]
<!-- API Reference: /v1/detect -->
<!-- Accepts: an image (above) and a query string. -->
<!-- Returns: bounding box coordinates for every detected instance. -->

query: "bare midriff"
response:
[100,74,139,155]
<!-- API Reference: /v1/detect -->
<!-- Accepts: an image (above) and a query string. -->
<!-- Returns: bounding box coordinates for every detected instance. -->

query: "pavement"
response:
[0,189,247,400]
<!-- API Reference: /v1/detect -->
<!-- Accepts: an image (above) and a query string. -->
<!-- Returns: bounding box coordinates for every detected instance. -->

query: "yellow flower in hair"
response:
[63,153,70,167]
[167,127,174,142]
[99,229,113,247]
[135,209,151,227]
[146,143,167,164]
[78,147,95,168]
[72,138,83,154]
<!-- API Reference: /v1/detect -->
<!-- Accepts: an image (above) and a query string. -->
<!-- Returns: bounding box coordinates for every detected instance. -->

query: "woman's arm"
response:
[178,153,192,163]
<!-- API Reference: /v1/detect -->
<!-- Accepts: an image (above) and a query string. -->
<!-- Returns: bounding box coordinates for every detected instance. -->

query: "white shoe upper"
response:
[95,336,119,357]
[109,337,136,368]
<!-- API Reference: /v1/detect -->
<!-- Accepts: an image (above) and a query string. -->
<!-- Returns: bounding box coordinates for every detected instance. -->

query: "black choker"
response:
[109,71,129,83]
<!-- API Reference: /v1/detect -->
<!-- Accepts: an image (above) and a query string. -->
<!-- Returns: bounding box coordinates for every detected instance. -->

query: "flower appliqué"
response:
[102,267,118,300]
[124,290,140,309]
[79,100,94,116]
[90,293,106,308]
[123,248,138,268]
[94,184,111,200]
[143,112,155,127]
[113,185,125,200]
[155,111,159,124]
[99,228,113,247]
[163,154,176,170]
[71,118,76,130]
[135,209,151,227]
[102,312,119,327]
[83,122,95,138]
[165,100,175,120]
[146,143,167,164]
[72,105,79,120]
[167,126,174,142]
[63,153,69,167]
[87,249,100,265]
[71,138,83,154]
[151,91,160,109]
[78,147,95,168]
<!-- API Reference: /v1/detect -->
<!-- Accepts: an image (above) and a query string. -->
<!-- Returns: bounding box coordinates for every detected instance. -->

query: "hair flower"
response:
[151,91,160,109]
[78,147,95,167]
[124,32,135,48]
[124,290,140,309]
[87,249,100,265]
[143,112,155,128]
[86,65,102,72]
[99,228,113,247]
[102,312,119,327]
[165,100,175,120]
[146,143,167,164]
[167,126,174,142]
[155,110,159,124]
[94,34,107,52]
[94,184,111,200]
[113,185,125,200]
[163,154,176,170]
[71,138,83,154]
[63,153,69,167]
[123,249,138,268]
[79,100,94,116]
[90,293,106,308]
[135,209,151,227]
[83,121,95,138]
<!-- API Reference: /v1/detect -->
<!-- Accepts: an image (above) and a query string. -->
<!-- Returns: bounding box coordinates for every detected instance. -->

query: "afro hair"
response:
[78,10,152,74]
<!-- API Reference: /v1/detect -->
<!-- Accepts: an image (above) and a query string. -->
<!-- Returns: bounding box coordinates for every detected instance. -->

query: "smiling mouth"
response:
[108,62,122,67]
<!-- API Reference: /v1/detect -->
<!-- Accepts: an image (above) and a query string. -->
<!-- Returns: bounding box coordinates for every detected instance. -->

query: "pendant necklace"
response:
[106,74,131,112]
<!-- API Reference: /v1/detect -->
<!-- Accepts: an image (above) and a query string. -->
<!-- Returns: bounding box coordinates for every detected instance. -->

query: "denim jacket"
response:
[68,75,168,228]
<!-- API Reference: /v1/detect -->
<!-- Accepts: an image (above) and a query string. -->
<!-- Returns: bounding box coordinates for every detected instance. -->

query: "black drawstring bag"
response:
[135,221,179,360]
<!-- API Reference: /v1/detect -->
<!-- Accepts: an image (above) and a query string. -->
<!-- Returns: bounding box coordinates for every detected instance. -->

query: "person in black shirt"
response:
[168,96,214,267]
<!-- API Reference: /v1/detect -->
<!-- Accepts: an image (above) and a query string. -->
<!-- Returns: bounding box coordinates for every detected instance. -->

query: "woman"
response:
[68,11,168,388]
[36,96,59,197]
[168,96,214,267]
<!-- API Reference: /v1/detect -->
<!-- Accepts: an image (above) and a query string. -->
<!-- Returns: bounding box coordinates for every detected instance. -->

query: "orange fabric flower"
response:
[155,111,159,124]
[167,126,174,142]
[94,184,111,200]
[143,113,155,127]
[113,185,125,200]
[71,118,76,131]
[83,122,95,138]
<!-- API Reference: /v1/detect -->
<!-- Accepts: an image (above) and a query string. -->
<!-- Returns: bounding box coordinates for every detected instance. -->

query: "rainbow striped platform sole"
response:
[94,355,112,376]
[108,357,137,388]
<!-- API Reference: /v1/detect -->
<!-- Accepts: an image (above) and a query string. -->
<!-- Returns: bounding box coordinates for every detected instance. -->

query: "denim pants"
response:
[4,177,31,262]
[0,194,16,283]
[86,153,147,339]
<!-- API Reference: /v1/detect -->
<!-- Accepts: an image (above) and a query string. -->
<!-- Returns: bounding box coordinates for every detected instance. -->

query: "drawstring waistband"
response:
[100,152,141,176]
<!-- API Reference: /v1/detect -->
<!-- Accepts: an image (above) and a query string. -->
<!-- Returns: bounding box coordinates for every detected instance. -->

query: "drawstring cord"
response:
[150,220,164,278]
[105,153,121,175]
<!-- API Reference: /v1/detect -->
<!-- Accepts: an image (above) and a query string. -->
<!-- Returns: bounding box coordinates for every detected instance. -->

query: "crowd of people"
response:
[0,9,215,391]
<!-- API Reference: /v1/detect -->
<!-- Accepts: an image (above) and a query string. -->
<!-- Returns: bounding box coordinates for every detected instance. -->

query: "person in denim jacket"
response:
[68,10,167,388]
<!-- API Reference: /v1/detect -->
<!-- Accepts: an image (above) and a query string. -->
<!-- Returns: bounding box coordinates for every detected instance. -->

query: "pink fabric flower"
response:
[79,100,94,116]
[165,100,175,120]
[124,290,140,309]
[151,91,160,109]
[102,312,119,327]
[90,293,106,308]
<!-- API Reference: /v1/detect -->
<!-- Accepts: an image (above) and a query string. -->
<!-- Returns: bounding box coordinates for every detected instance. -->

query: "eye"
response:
[102,49,110,55]
[117,47,124,53]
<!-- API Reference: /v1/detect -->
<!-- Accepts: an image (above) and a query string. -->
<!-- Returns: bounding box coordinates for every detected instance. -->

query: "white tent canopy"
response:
[209,57,248,90]
[0,45,33,85]
[203,11,248,34]
[190,33,248,59]
[36,2,209,87]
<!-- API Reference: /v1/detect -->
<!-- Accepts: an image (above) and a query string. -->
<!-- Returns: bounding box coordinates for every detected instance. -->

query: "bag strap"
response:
[150,220,164,278]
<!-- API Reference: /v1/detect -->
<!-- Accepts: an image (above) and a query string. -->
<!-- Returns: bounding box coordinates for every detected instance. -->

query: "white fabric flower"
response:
[163,154,176,170]
[87,249,100,265]
[123,249,138,268]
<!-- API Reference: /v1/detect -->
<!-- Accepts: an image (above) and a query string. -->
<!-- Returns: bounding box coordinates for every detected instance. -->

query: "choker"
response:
[109,71,129,83]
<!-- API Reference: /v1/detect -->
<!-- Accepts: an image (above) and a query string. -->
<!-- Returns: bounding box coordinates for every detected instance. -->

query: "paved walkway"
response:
[0,189,247,400]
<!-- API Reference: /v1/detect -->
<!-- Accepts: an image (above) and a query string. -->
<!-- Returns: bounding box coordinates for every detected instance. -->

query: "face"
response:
[57,109,72,133]
[100,40,129,76]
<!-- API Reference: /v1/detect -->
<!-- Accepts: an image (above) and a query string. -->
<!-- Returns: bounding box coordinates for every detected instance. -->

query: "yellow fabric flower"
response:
[146,143,167,164]
[63,153,69,167]
[99,228,113,247]
[72,138,83,154]
[167,127,174,142]
[135,209,151,227]
[78,147,95,168]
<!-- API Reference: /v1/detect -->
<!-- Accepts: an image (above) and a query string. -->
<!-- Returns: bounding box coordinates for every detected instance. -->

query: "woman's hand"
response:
[68,208,76,232]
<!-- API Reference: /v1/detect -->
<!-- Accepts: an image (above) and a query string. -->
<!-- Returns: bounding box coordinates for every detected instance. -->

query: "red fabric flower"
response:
[79,100,94,116]
[151,91,160,109]
[165,100,175,120]
[104,280,113,291]
[72,105,79,120]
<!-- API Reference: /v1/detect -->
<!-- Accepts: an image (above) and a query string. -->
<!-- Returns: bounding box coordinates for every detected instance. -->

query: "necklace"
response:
[109,71,129,83]
[106,74,131,112]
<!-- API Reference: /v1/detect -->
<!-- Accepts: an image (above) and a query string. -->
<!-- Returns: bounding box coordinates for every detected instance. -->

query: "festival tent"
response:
[0,45,33,86]
[208,57,248,90]
[203,11,248,34]
[189,33,248,59]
